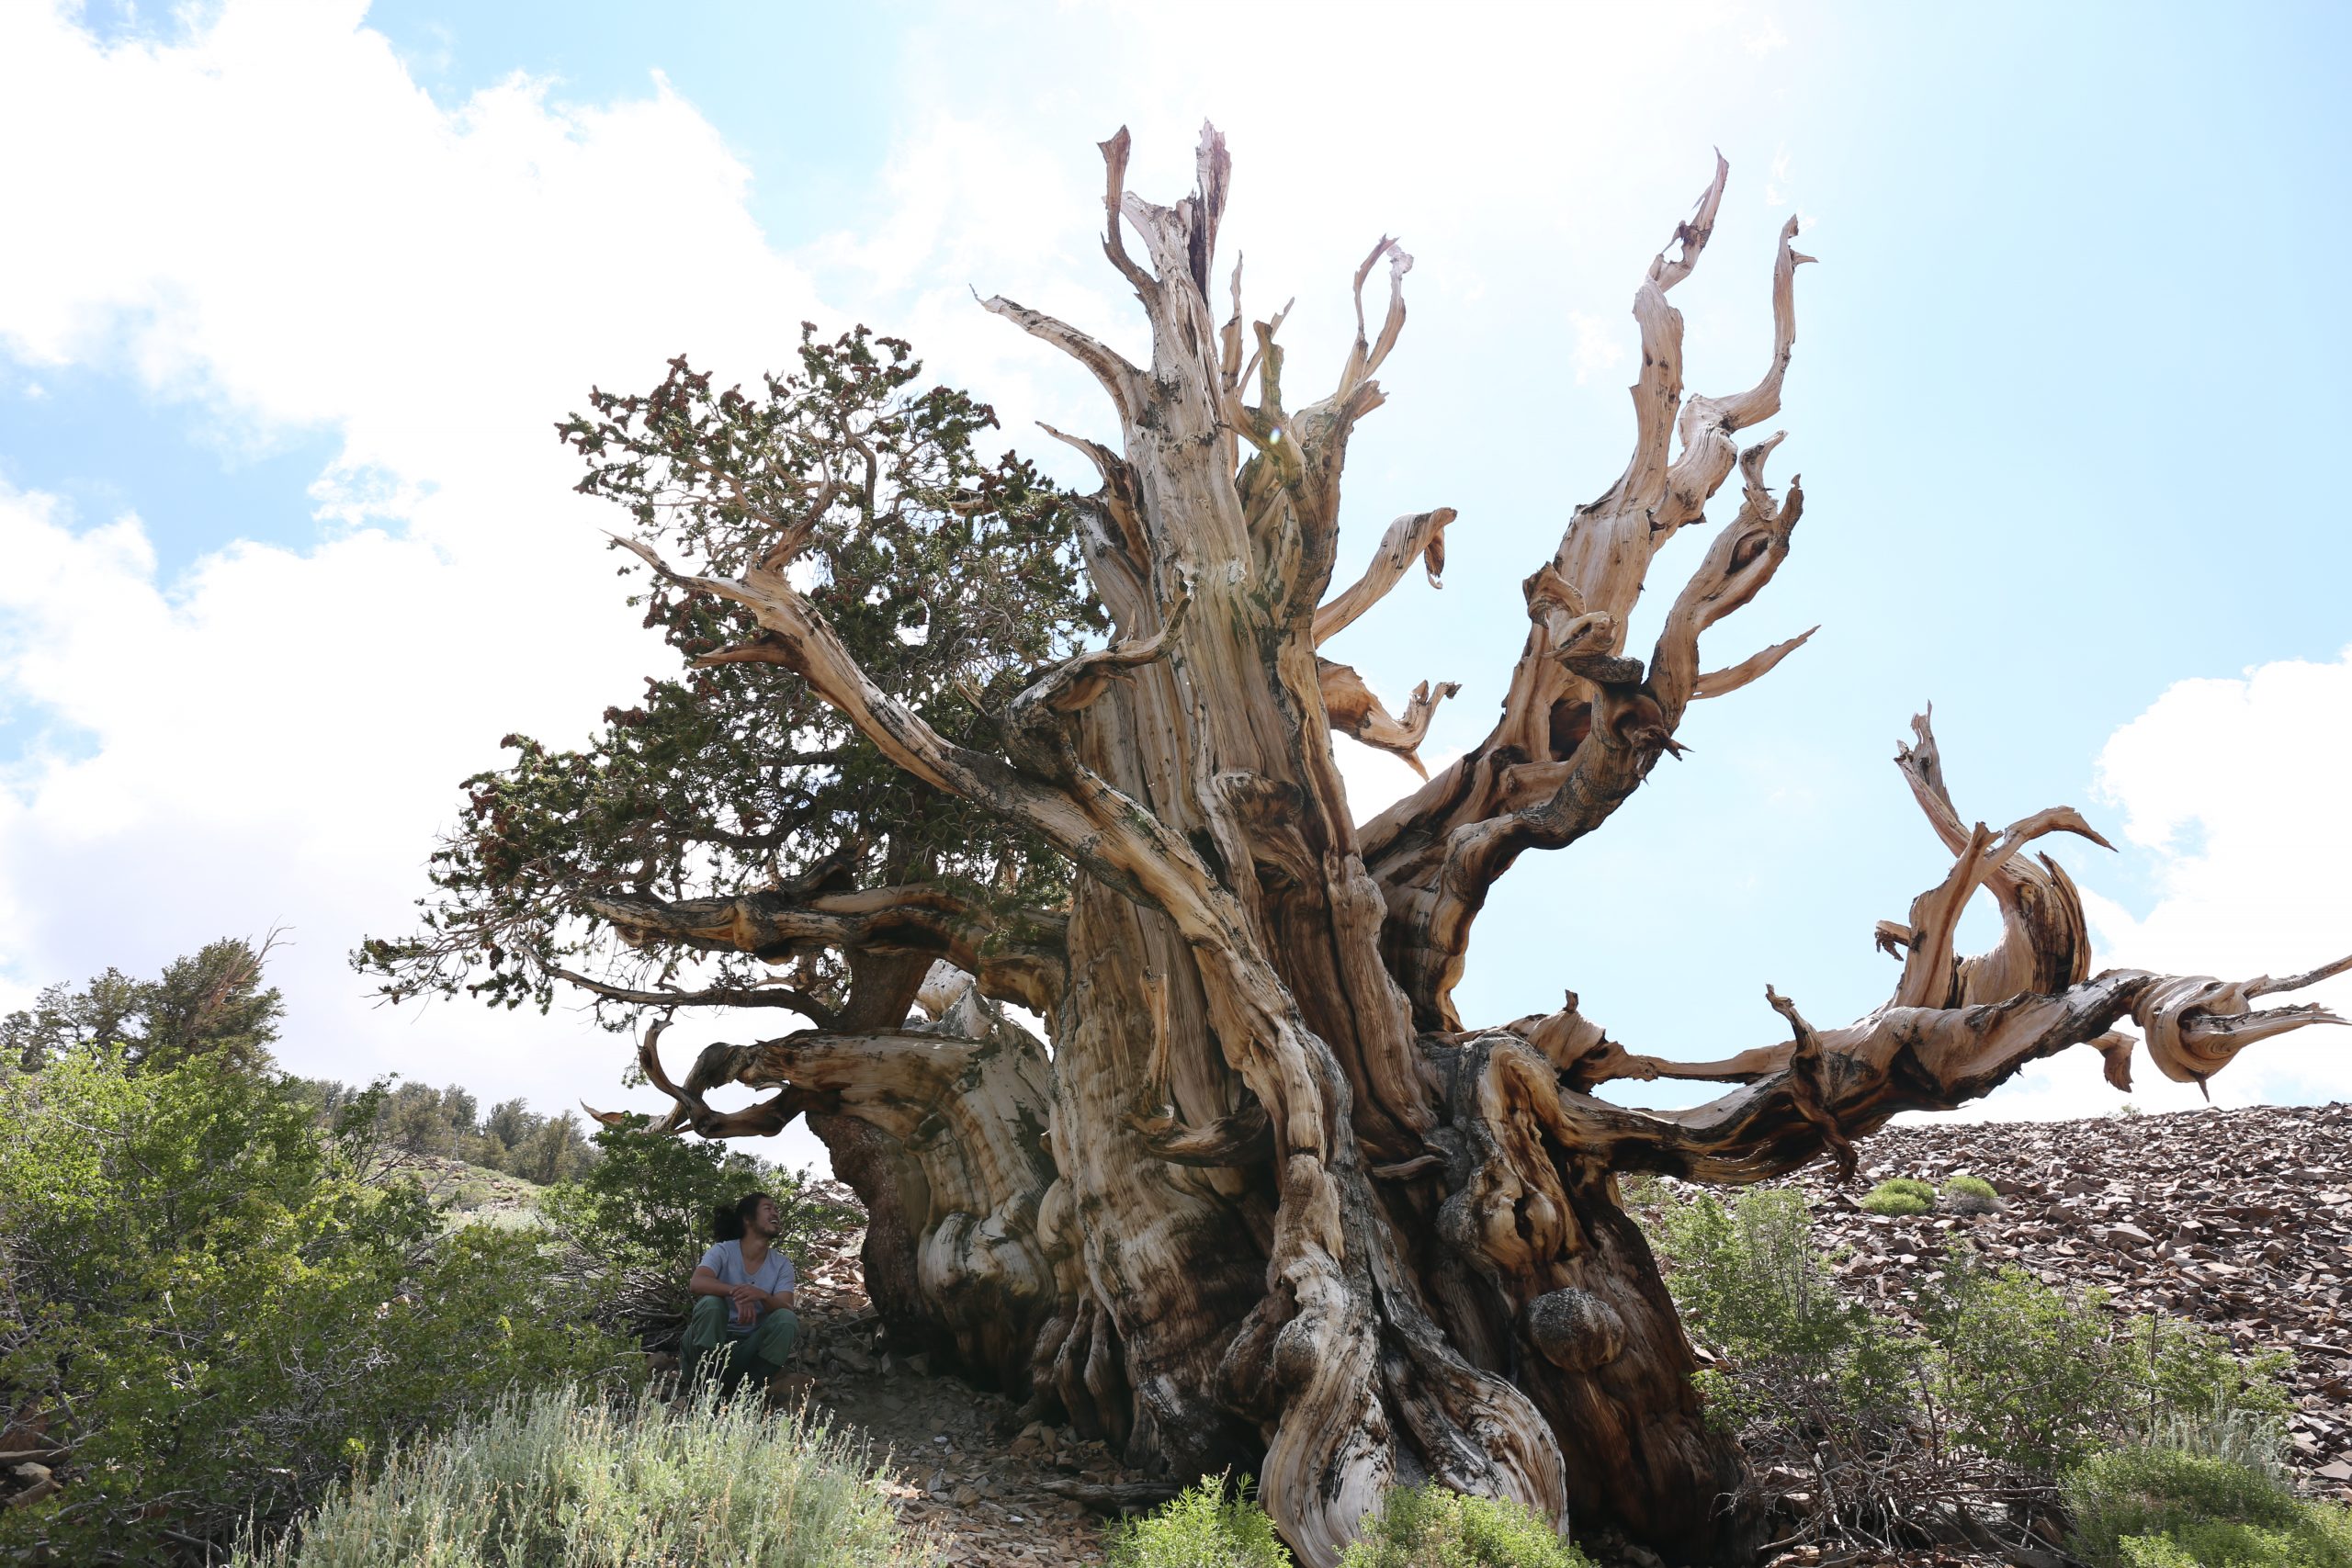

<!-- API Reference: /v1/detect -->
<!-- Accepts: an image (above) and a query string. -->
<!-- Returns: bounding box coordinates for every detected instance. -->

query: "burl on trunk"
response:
[423,130,2347,1566]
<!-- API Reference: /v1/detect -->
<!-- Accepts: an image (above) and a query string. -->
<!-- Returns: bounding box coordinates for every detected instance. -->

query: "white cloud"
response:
[1963,649,2352,1121]
[0,2,834,1168]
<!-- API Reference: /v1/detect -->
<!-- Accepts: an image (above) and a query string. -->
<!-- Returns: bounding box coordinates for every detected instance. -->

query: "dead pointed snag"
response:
[1363,154,1816,1034]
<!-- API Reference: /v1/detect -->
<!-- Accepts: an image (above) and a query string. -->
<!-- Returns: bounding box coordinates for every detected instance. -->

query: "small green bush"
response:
[1859,1177,1935,1216]
[2067,1435,2352,1568]
[1921,1251,2127,1474]
[1941,1174,1998,1201]
[1337,1483,1587,1568]
[1641,1185,2303,1548]
[2119,1316,2294,1431]
[1106,1473,1293,1568]
[237,1383,935,1567]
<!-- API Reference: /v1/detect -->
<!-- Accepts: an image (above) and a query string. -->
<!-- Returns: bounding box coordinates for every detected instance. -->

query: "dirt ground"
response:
[776,1229,1137,1566]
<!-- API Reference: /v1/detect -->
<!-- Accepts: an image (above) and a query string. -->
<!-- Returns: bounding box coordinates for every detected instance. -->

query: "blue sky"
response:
[3,1,2347,1172]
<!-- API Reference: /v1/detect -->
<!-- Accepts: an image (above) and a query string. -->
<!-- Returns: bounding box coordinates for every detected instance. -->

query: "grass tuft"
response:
[1860,1177,1936,1216]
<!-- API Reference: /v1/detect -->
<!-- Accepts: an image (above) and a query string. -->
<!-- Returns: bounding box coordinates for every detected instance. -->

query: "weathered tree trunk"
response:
[610,130,2347,1566]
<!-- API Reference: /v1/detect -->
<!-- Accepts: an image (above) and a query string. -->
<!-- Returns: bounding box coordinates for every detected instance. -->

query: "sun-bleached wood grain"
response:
[603,130,2345,1567]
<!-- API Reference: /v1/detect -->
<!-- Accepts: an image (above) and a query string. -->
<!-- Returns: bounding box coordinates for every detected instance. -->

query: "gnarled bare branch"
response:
[1883,707,2115,1005]
[585,882,1067,1016]
[1314,507,1455,646]
[1320,661,1460,778]
[979,292,1144,427]
[1362,154,1812,1033]
[1661,215,1814,532]
[1692,626,1817,700]
[1007,572,1194,724]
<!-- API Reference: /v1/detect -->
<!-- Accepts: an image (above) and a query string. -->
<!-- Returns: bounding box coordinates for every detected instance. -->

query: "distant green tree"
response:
[289,1076,599,1183]
[482,1095,536,1150]
[513,1109,596,1184]
[381,1080,465,1156]
[2,934,285,1074]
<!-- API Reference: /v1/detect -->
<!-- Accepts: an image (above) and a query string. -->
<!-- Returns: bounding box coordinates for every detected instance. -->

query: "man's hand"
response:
[730,1281,763,1325]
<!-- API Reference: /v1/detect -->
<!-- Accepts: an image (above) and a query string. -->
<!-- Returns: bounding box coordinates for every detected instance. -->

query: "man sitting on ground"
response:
[682,1191,798,1397]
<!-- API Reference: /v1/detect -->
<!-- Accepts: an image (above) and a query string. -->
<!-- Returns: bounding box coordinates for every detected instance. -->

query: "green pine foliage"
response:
[234,1384,934,1567]
[1,934,285,1074]
[1335,1483,1588,1568]
[0,1045,627,1562]
[1104,1474,1295,1568]
[357,327,1102,1032]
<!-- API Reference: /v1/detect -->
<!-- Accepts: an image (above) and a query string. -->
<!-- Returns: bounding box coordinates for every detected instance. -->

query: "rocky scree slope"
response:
[1778,1100,2352,1500]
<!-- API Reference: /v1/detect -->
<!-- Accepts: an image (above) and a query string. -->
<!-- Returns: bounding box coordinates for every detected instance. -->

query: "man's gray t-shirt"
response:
[697,1240,796,1336]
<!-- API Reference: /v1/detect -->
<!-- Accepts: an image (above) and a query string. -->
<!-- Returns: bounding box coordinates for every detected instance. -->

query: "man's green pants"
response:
[682,1296,798,1394]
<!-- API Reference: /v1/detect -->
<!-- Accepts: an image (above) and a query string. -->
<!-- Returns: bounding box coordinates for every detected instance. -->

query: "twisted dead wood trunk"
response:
[610,130,2346,1566]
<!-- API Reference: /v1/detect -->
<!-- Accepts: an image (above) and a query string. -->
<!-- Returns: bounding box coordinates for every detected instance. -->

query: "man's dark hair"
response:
[712,1190,773,1243]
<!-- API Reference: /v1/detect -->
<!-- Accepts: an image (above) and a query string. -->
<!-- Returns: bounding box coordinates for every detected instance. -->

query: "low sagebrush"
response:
[235,1383,933,1567]
[1939,1174,2003,1215]
[2066,1423,2352,1568]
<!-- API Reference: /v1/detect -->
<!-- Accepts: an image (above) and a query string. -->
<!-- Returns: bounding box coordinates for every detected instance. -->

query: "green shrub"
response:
[540,1115,857,1347]
[1920,1251,2296,1480]
[2066,1433,2352,1568]
[1655,1189,1917,1427]
[236,1382,934,1567]
[1859,1177,1935,1216]
[1920,1250,2129,1475]
[1641,1187,2302,1550]
[1336,1483,1586,1568]
[1659,1190,1854,1361]
[2118,1316,2294,1433]
[0,1049,626,1562]
[1106,1473,1293,1568]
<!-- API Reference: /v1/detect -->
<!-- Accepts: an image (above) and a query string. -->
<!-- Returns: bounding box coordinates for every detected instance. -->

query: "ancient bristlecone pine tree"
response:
[368,130,2348,1565]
